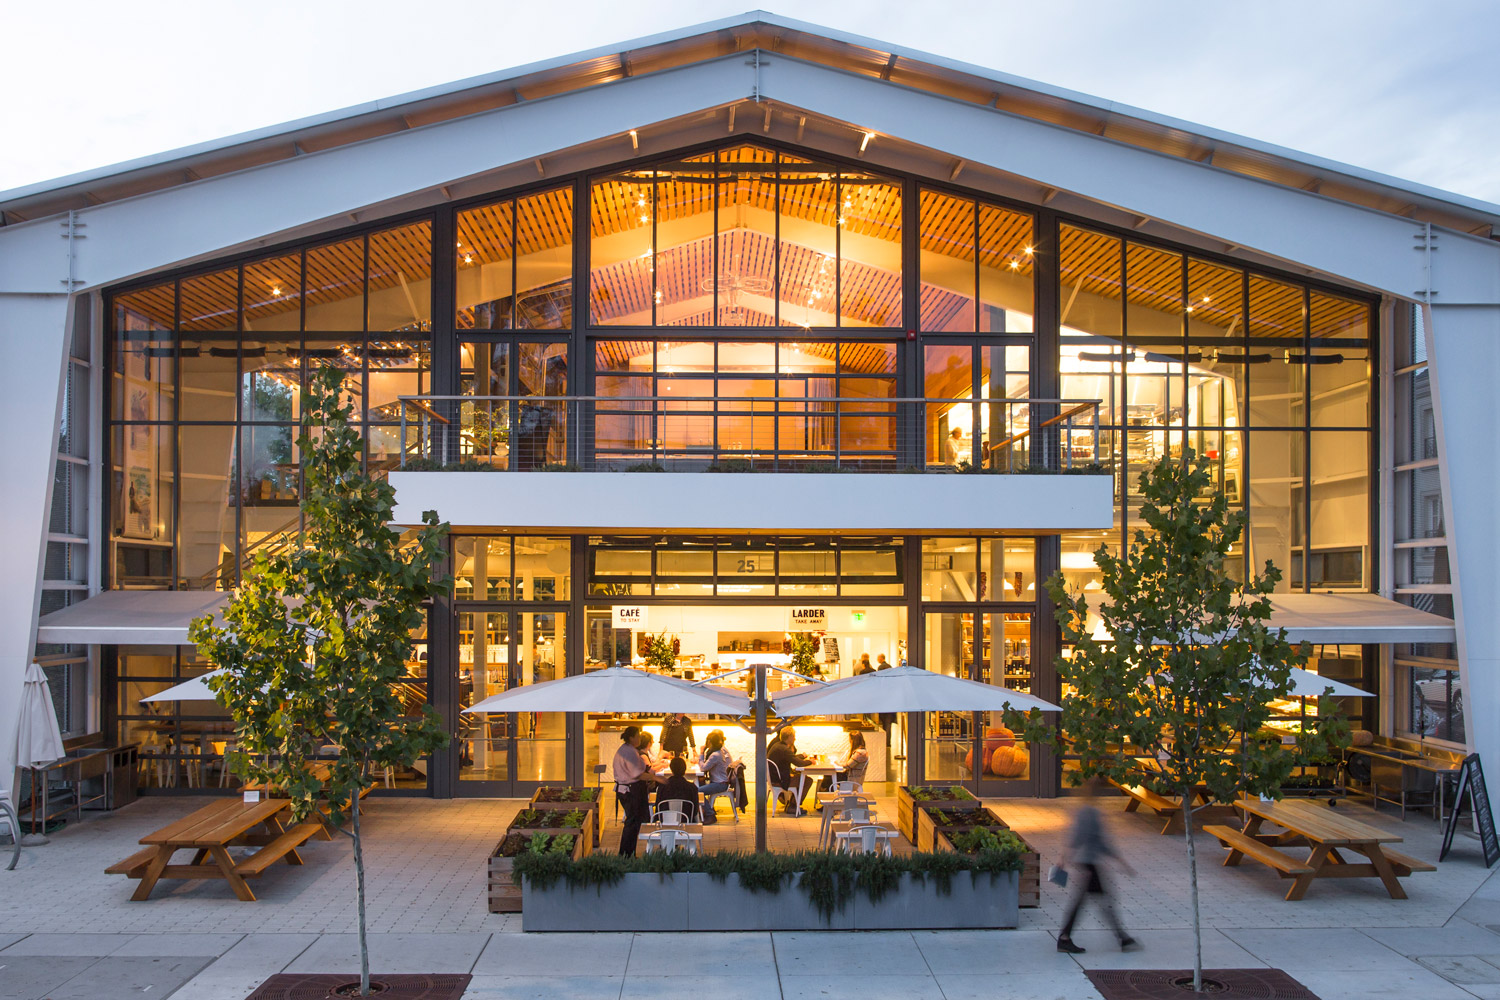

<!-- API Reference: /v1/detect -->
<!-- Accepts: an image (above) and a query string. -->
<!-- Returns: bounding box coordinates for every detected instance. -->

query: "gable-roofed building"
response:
[1,12,1485,800]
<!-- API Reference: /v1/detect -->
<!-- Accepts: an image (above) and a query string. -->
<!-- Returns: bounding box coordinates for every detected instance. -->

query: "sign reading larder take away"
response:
[789,608,828,630]
[612,606,647,629]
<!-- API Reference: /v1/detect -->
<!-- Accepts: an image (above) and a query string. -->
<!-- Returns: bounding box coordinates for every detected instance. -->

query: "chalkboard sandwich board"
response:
[1441,753,1498,867]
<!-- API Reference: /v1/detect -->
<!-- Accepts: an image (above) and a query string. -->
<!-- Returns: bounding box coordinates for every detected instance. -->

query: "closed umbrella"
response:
[17,662,65,767]
[771,664,1060,716]
[462,665,749,715]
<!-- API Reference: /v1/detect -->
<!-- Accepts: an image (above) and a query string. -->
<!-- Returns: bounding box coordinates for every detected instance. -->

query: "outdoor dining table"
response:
[1209,797,1434,900]
[106,797,322,901]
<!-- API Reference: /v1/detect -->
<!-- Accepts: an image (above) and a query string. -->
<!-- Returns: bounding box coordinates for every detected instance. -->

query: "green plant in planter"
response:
[641,632,679,670]
[561,809,587,828]
[952,827,1023,854]
[788,632,820,677]
[514,809,542,827]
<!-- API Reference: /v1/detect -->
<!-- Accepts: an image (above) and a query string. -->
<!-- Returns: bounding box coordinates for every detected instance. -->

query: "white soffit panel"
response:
[1265,593,1455,645]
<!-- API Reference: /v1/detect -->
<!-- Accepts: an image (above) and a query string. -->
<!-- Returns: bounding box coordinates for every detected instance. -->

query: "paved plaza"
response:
[3,791,1500,999]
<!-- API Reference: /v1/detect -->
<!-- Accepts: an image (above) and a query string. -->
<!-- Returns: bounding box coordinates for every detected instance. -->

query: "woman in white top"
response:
[696,729,734,824]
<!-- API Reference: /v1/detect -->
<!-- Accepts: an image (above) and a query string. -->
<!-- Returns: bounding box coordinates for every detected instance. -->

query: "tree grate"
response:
[246,973,472,1000]
[1086,969,1320,1000]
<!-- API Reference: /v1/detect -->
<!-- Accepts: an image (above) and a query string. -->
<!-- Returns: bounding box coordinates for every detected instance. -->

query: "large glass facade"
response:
[104,137,1380,796]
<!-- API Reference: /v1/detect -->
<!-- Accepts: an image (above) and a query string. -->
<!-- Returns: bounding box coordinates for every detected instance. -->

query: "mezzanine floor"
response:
[2,792,1499,1000]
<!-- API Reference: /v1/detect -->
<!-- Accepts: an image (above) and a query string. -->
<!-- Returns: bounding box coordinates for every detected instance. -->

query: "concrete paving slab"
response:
[0,956,98,1000]
[41,955,213,1000]
[1457,985,1500,1000]
[0,938,23,954]
[625,931,773,975]
[778,974,946,1000]
[939,970,1107,1000]
[1064,928,1264,969]
[0,932,139,956]
[1223,928,1413,971]
[1290,968,1477,1000]
[167,934,319,1000]
[772,930,924,976]
[1363,922,1500,957]
[913,929,1079,974]
[123,932,244,956]
[625,975,782,1000]
[460,975,622,999]
[472,932,632,976]
[284,932,490,974]
[1417,955,1500,984]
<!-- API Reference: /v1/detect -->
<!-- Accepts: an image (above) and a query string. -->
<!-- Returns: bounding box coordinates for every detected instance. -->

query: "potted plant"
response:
[896,784,977,839]
[527,787,602,846]
[488,832,583,914]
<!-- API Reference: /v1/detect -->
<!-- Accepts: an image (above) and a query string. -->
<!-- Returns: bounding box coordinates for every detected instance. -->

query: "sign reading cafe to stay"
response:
[612,605,646,629]
[789,608,828,630]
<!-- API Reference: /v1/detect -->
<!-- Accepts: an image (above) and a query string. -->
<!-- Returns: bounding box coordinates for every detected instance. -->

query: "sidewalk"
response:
[2,793,1498,999]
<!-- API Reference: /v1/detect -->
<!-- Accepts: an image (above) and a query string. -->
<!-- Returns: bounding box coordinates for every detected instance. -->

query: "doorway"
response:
[453,607,568,796]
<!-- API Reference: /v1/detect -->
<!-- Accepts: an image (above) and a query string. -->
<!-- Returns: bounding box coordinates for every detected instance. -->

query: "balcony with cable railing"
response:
[388,395,1115,533]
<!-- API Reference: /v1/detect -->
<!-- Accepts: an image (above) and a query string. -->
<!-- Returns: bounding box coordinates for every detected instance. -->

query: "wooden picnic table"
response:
[1204,797,1434,901]
[106,797,321,901]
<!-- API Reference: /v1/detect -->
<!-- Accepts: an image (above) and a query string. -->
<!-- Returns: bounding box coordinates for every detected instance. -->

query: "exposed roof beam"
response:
[796,115,806,142]
[534,158,545,176]
[949,160,965,181]
[880,53,898,80]
[727,104,737,132]
[763,104,773,132]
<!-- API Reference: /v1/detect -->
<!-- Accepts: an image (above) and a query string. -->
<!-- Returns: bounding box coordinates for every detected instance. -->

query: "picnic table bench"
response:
[1206,797,1434,900]
[1112,779,1185,834]
[107,798,321,901]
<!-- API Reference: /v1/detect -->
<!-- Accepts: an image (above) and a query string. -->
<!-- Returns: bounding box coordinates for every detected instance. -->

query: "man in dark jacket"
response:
[660,713,697,757]
[652,756,702,821]
[767,726,815,816]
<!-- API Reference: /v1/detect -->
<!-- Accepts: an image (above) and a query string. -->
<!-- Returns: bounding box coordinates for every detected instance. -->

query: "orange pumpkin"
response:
[968,727,1018,774]
[991,744,1029,778]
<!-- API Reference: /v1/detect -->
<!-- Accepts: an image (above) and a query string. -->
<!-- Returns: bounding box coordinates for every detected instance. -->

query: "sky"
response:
[3,0,1498,204]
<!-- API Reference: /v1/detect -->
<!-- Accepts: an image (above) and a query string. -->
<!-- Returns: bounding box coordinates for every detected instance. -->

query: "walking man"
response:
[1056,778,1139,954]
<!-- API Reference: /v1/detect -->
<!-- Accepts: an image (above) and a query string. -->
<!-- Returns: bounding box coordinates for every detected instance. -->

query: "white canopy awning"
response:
[1086,592,1455,646]
[35,590,228,645]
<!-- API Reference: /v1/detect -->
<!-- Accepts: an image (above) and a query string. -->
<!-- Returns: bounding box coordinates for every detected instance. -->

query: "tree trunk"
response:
[1182,793,1202,992]
[352,795,370,996]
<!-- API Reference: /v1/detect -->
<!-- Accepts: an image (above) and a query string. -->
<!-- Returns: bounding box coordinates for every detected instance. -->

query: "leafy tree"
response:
[1012,454,1343,991]
[189,365,449,997]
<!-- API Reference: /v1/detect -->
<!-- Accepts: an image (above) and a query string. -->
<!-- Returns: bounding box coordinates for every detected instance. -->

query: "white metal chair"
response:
[834,823,896,856]
[702,783,740,823]
[0,788,20,870]
[765,760,808,817]
[652,805,695,826]
[641,827,702,854]
[818,795,876,848]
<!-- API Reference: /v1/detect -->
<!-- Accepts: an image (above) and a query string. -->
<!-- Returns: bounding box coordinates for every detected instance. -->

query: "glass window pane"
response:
[179,340,239,422]
[922,537,977,601]
[367,221,432,334]
[304,238,366,331]
[978,205,1034,334]
[655,152,716,327]
[514,342,567,469]
[113,328,174,424]
[515,187,573,329]
[455,537,513,601]
[515,537,570,601]
[366,340,429,425]
[112,422,174,561]
[301,337,363,418]
[920,190,975,331]
[457,200,514,330]
[981,538,1035,600]
[717,146,778,327]
[241,424,298,509]
[840,173,901,327]
[114,284,174,334]
[1308,430,1368,590]
[590,173,655,326]
[777,154,838,329]
[1248,276,1305,427]
[243,253,302,334]
[1125,243,1183,428]
[242,340,301,423]
[1310,292,1371,428]
[1248,429,1304,591]
[177,424,238,590]
[1059,227,1124,427]
[925,345,974,467]
[179,268,239,333]
[1186,258,1245,435]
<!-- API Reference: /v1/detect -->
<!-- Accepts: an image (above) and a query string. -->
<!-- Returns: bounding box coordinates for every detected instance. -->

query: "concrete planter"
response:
[519,869,1019,931]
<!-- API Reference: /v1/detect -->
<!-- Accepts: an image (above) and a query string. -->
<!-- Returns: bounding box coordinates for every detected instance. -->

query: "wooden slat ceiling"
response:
[592,337,898,376]
[115,147,1365,345]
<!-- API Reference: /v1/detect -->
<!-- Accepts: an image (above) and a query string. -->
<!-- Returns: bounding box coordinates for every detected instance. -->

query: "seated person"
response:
[697,729,734,825]
[767,725,814,816]
[637,730,666,771]
[820,731,870,793]
[652,755,702,823]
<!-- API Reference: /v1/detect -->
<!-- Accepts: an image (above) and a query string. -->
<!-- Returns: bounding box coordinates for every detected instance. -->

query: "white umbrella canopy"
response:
[462,665,750,715]
[139,670,227,703]
[771,664,1060,716]
[17,661,66,767]
[1146,666,1371,699]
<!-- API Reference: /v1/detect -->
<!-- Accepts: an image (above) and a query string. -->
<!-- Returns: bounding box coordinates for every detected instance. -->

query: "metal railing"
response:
[396,395,1103,474]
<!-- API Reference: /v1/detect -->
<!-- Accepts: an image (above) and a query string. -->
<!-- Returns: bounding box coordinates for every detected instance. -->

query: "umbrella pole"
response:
[754,662,769,854]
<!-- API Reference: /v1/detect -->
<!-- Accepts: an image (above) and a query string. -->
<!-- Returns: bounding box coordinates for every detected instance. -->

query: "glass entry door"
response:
[923,610,1037,795]
[457,608,568,796]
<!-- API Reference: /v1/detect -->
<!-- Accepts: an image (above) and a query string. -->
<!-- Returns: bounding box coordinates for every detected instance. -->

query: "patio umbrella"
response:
[139,670,227,703]
[770,664,1060,716]
[16,662,65,767]
[462,665,749,715]
[1282,667,1370,699]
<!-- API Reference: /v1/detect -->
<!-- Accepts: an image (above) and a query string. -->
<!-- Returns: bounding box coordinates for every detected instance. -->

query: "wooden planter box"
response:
[896,785,978,841]
[488,833,586,914]
[521,869,1019,931]
[527,789,602,847]
[915,804,999,853]
[933,831,1041,908]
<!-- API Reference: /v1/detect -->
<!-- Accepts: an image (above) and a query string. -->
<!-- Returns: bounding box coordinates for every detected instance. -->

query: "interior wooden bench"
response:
[1111,779,1185,834]
[1204,824,1314,875]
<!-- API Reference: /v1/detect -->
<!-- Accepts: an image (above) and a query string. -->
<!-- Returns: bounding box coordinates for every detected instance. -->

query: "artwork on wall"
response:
[120,347,161,540]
